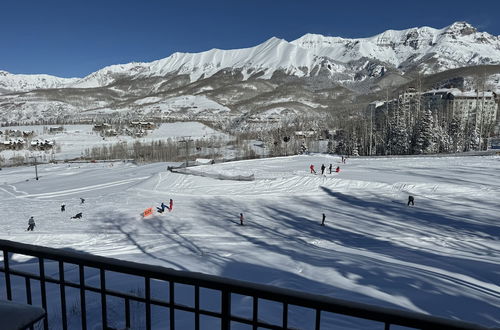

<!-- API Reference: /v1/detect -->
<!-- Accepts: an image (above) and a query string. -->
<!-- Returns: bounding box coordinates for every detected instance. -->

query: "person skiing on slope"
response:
[321,213,326,226]
[61,204,66,212]
[80,198,85,204]
[329,164,332,174]
[310,164,316,174]
[168,199,173,212]
[335,166,340,173]
[407,195,415,206]
[321,164,326,175]
[27,216,36,231]
[240,213,244,226]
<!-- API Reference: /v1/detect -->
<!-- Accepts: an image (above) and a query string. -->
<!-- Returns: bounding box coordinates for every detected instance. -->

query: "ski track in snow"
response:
[0,155,499,328]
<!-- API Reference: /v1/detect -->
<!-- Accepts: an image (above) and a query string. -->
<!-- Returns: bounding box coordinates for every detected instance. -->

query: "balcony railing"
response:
[0,239,491,330]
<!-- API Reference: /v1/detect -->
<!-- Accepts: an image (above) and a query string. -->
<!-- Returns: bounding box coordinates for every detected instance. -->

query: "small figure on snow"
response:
[80,198,85,204]
[407,195,415,206]
[71,212,83,219]
[61,204,66,212]
[240,213,244,226]
[168,199,173,212]
[329,164,332,174]
[321,164,326,175]
[321,213,326,226]
[157,202,168,213]
[310,164,316,174]
[27,216,36,231]
[335,166,340,173]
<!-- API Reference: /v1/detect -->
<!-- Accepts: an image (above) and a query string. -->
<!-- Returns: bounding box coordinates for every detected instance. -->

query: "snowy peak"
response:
[442,21,477,36]
[2,21,500,93]
[0,70,78,93]
[291,22,500,70]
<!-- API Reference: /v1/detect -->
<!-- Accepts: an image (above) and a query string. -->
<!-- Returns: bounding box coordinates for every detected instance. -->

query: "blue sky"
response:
[1,0,499,78]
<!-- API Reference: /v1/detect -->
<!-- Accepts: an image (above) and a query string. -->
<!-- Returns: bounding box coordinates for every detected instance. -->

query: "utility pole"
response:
[29,156,39,180]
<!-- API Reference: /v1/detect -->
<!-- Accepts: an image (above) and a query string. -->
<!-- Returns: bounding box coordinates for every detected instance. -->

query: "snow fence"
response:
[170,167,255,181]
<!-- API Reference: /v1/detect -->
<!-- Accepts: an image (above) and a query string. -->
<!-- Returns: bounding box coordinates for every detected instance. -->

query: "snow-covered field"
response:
[0,155,499,329]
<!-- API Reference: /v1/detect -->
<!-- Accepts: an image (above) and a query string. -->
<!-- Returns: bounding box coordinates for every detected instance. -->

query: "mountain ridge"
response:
[2,21,499,94]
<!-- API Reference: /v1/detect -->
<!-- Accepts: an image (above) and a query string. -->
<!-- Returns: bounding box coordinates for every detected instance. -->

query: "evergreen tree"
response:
[412,108,435,154]
[386,104,409,155]
[448,117,464,153]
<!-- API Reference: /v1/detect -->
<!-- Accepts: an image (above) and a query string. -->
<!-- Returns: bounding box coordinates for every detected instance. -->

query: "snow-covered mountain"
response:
[64,22,500,89]
[2,21,500,93]
[0,70,78,93]
[1,21,500,124]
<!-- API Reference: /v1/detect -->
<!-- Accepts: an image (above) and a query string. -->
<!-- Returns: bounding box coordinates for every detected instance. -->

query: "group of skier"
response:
[310,164,340,175]
[27,197,86,231]
[60,197,86,219]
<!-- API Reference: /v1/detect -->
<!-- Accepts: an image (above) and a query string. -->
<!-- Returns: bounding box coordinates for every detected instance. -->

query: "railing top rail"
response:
[0,239,491,330]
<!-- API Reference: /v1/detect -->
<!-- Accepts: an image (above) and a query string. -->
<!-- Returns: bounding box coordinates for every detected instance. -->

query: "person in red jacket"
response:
[310,164,316,174]
[168,199,173,212]
[335,166,340,173]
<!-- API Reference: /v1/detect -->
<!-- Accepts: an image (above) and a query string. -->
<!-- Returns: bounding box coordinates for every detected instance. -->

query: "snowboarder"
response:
[71,212,83,219]
[27,216,35,231]
[407,195,415,206]
[240,213,244,226]
[321,213,326,226]
[61,204,66,212]
[168,199,173,212]
[321,164,326,175]
[157,202,167,213]
[310,164,316,174]
[329,164,332,174]
[335,166,340,173]
[80,198,85,204]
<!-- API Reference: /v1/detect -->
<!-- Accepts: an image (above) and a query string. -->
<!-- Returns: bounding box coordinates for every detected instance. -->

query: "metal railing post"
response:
[169,281,175,329]
[38,257,49,330]
[3,250,12,300]
[145,277,151,330]
[100,268,108,329]
[79,265,87,330]
[221,289,231,330]
[59,261,68,330]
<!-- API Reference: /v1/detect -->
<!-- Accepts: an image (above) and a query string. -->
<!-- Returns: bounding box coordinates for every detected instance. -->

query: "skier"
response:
[157,202,167,213]
[329,164,332,174]
[310,164,316,174]
[321,164,326,175]
[321,213,326,226]
[61,204,66,212]
[335,166,340,173]
[71,212,83,219]
[407,195,415,206]
[80,198,85,204]
[240,213,244,226]
[168,199,173,212]
[27,216,36,231]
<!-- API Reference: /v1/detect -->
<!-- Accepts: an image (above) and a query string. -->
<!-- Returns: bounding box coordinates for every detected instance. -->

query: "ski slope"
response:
[0,155,499,329]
